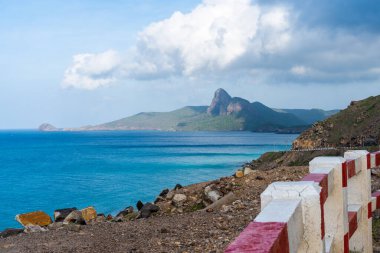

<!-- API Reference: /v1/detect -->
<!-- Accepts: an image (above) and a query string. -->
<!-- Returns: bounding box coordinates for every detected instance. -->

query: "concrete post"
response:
[260,181,322,252]
[309,156,347,253]
[344,150,372,252]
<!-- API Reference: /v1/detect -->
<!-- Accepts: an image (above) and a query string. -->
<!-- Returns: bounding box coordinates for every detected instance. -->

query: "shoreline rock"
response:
[15,211,52,227]
[54,207,77,222]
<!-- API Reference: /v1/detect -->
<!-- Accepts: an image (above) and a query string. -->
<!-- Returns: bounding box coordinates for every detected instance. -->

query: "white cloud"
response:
[62,0,292,88]
[130,0,291,77]
[61,0,380,89]
[62,50,121,90]
[290,65,308,75]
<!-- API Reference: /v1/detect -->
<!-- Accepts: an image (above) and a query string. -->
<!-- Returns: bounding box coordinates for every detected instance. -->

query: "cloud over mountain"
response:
[62,0,380,89]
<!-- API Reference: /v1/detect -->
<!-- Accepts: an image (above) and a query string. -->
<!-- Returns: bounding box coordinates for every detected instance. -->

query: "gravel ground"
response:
[0,166,308,253]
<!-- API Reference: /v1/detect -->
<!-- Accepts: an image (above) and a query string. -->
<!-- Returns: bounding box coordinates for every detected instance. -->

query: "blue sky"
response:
[1,0,380,129]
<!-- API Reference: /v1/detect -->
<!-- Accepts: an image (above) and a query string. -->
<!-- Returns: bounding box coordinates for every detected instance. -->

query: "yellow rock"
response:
[15,211,52,227]
[81,206,97,222]
[235,170,244,178]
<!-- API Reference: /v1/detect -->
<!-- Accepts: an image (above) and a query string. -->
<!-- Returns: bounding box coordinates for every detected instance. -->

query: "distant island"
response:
[39,88,339,133]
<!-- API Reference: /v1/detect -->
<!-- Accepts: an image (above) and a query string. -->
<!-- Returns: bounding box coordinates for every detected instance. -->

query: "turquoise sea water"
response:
[0,130,297,230]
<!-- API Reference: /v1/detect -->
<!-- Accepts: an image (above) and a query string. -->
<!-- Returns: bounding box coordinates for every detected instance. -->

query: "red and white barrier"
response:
[225,150,380,253]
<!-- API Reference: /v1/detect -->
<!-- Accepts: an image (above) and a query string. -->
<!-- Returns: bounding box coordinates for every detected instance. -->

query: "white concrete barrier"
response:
[225,150,380,253]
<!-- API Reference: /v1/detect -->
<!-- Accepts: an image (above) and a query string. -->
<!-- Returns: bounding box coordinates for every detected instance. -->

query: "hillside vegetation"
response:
[293,95,380,149]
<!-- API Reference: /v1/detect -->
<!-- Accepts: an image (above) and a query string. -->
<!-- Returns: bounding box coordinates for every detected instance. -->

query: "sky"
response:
[1,0,380,129]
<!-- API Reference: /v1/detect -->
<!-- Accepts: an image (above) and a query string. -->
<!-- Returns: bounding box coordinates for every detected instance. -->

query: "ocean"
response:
[0,130,297,230]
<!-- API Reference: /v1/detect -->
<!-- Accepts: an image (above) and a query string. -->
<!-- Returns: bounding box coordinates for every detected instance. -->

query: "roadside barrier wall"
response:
[225,150,380,253]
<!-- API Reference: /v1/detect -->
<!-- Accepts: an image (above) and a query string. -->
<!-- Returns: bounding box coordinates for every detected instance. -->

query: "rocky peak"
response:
[207,88,232,116]
[38,123,58,131]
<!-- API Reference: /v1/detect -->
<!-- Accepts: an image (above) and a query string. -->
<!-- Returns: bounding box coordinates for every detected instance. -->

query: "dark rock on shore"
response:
[54,207,77,222]
[174,184,183,190]
[159,189,169,197]
[136,201,144,211]
[0,228,24,238]
[116,206,134,218]
[139,203,160,219]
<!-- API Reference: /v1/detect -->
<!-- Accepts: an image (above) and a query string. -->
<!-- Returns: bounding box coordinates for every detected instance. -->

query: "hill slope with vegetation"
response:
[293,95,380,149]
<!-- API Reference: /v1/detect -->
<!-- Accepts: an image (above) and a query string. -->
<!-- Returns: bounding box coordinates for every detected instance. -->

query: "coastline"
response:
[0,161,309,252]
[0,130,296,231]
[2,148,380,252]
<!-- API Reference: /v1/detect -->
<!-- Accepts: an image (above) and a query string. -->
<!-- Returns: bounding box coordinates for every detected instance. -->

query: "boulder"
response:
[138,203,160,219]
[141,203,159,213]
[159,189,169,197]
[81,206,97,222]
[0,228,24,238]
[63,210,86,225]
[116,206,134,218]
[156,201,172,213]
[136,200,144,211]
[174,184,183,190]
[113,216,123,222]
[154,196,165,203]
[235,170,244,178]
[54,207,77,222]
[207,190,222,203]
[15,211,52,227]
[166,191,175,200]
[124,212,138,221]
[24,225,47,233]
[243,167,255,176]
[204,185,213,194]
[139,209,151,219]
[172,194,187,207]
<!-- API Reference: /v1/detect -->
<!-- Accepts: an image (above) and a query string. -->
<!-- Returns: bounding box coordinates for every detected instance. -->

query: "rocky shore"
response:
[2,150,380,252]
[0,163,309,253]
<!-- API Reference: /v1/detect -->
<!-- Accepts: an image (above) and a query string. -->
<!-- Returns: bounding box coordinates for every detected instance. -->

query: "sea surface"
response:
[0,130,297,230]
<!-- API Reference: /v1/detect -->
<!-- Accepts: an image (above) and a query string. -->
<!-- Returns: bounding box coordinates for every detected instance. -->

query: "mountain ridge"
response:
[40,89,339,132]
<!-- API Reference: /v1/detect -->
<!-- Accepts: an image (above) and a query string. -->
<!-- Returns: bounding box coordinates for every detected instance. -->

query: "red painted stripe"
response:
[225,222,289,253]
[376,152,380,167]
[344,233,349,253]
[372,191,380,209]
[368,202,373,219]
[346,159,356,179]
[321,204,325,239]
[342,162,348,187]
[348,211,358,238]
[302,173,328,239]
[367,153,371,169]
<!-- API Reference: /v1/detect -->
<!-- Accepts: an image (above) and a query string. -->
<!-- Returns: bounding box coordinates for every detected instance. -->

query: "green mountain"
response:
[293,95,380,149]
[97,106,244,131]
[273,108,339,124]
[41,88,338,132]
